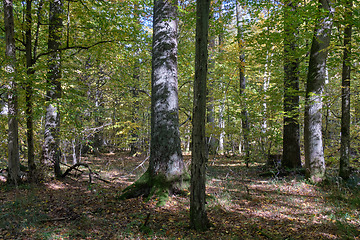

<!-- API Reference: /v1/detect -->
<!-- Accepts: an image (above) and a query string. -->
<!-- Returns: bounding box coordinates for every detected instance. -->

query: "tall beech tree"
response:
[339,0,353,180]
[44,0,64,177]
[120,0,186,201]
[304,0,334,182]
[4,0,20,185]
[282,0,301,169]
[190,0,211,231]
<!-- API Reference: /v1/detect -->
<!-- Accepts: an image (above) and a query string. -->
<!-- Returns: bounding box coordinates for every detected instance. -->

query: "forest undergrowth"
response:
[0,152,359,239]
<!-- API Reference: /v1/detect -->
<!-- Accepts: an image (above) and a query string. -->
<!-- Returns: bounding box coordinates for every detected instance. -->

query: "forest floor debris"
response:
[0,152,359,239]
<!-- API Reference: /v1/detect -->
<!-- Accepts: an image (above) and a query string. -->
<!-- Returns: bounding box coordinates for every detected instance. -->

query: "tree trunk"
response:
[339,0,352,180]
[130,58,140,155]
[44,0,63,178]
[4,0,20,185]
[282,0,301,169]
[120,0,186,202]
[25,0,37,182]
[190,0,211,231]
[304,0,333,183]
[236,1,250,166]
[206,38,217,156]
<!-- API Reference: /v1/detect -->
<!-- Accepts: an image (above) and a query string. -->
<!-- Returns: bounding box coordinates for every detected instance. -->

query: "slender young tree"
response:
[304,0,333,182]
[121,0,186,201]
[25,0,37,181]
[339,0,353,180]
[282,0,301,169]
[4,0,20,185]
[190,0,211,231]
[44,0,63,177]
[236,1,250,166]
[206,38,217,156]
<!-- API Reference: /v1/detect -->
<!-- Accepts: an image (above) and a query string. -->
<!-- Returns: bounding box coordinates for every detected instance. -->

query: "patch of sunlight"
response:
[45,182,67,190]
[0,175,6,182]
[212,163,244,167]
[319,233,338,239]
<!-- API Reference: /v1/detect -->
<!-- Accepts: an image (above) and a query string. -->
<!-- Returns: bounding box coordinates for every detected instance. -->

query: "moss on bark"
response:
[119,170,189,206]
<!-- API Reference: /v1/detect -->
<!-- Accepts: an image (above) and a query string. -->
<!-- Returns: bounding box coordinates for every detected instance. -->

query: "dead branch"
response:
[39,217,68,222]
[60,162,110,183]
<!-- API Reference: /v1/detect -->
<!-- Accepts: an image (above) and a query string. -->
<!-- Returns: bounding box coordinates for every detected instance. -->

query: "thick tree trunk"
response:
[4,0,20,185]
[120,0,186,202]
[44,0,63,178]
[149,0,184,185]
[282,1,301,169]
[236,1,250,166]
[339,0,352,180]
[304,0,333,182]
[190,0,211,231]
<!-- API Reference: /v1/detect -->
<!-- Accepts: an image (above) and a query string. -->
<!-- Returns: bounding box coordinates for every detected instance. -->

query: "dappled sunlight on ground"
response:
[0,153,359,239]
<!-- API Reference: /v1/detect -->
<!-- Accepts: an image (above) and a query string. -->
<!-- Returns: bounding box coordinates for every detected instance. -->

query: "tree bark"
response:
[282,0,301,169]
[236,1,250,166]
[25,0,37,182]
[120,0,186,202]
[339,0,352,180]
[304,0,333,182]
[149,0,185,185]
[206,38,217,156]
[44,0,63,178]
[4,0,20,185]
[190,0,211,231]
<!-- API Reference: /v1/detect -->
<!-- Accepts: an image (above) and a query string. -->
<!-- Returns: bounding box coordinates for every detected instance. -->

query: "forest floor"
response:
[0,152,360,240]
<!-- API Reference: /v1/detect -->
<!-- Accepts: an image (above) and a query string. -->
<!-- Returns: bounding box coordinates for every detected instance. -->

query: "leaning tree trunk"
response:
[4,0,20,185]
[190,0,211,231]
[282,0,301,169]
[44,0,63,178]
[339,0,352,180]
[304,0,333,183]
[120,0,186,202]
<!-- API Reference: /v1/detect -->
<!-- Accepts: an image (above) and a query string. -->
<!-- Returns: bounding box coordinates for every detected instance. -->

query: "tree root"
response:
[119,170,190,206]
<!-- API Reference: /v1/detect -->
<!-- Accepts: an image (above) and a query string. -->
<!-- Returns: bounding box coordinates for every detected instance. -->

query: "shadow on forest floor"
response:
[0,152,359,239]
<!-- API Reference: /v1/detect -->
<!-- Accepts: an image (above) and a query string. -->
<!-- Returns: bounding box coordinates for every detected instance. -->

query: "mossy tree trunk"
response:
[120,0,186,202]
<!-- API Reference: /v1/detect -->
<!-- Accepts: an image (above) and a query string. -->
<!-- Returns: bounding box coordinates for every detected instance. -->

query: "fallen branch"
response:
[39,217,68,222]
[60,162,110,183]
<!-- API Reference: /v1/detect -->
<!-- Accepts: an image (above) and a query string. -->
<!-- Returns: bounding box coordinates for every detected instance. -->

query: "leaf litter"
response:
[0,152,359,239]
